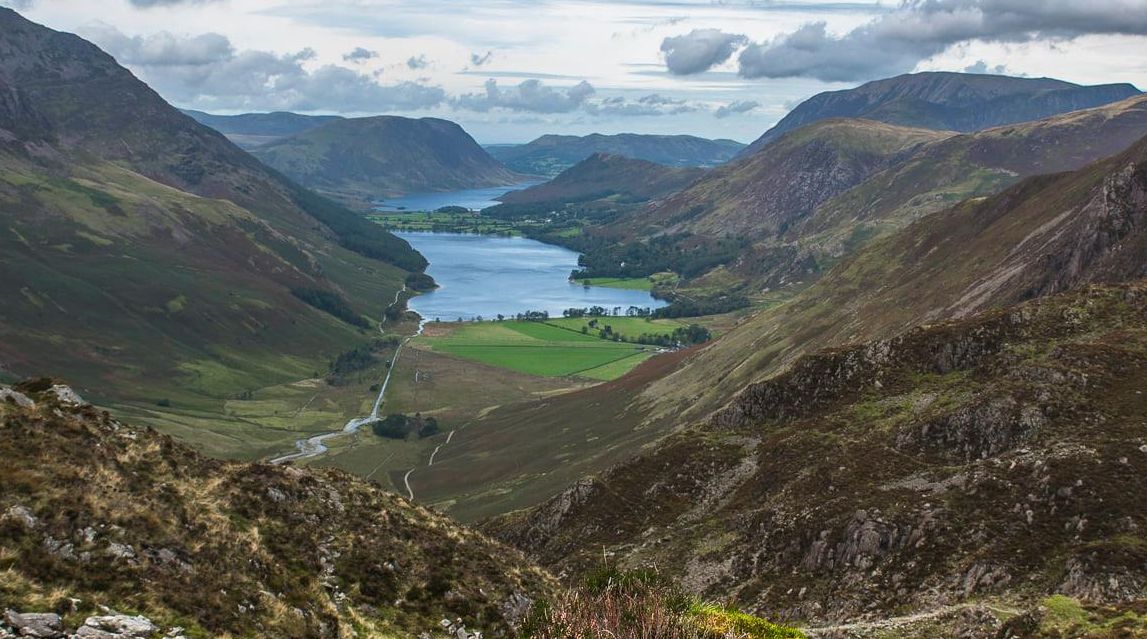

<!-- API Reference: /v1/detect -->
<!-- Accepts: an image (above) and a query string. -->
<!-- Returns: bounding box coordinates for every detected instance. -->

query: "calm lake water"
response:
[375,180,543,212]
[394,232,667,322]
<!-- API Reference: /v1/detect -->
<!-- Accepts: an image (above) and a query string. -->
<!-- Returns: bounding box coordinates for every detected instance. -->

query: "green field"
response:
[416,320,679,380]
[573,276,653,291]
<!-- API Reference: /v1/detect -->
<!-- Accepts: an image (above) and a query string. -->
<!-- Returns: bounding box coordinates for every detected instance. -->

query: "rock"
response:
[0,387,34,408]
[2,505,38,529]
[78,615,157,638]
[4,611,64,638]
[47,385,84,406]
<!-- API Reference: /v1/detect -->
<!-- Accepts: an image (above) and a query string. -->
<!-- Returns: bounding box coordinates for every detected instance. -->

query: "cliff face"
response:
[0,381,554,638]
[489,282,1147,626]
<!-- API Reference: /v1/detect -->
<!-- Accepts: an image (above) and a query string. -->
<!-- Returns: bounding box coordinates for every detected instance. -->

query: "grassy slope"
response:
[0,151,408,459]
[0,8,428,459]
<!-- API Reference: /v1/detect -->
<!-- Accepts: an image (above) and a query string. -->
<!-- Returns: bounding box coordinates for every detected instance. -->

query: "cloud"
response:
[81,25,444,112]
[0,0,35,9]
[407,54,429,69]
[343,47,378,63]
[470,51,493,67]
[962,59,1013,75]
[714,100,759,118]
[589,93,697,117]
[660,28,748,75]
[455,78,595,113]
[736,0,1147,82]
[128,0,222,6]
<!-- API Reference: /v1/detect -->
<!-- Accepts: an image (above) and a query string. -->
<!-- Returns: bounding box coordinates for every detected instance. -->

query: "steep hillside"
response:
[489,133,744,177]
[182,109,343,149]
[497,153,704,206]
[746,71,1141,154]
[631,119,949,241]
[490,281,1147,630]
[640,129,1147,436]
[253,116,522,206]
[0,8,426,455]
[0,379,553,637]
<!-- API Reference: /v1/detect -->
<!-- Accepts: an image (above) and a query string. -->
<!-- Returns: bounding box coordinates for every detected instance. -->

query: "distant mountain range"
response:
[745,71,1141,154]
[488,133,745,177]
[498,152,705,206]
[251,116,523,207]
[181,109,342,149]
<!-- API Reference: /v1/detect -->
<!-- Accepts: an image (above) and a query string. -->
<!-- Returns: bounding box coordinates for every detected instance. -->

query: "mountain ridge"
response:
[253,115,523,207]
[746,71,1141,155]
[489,133,744,177]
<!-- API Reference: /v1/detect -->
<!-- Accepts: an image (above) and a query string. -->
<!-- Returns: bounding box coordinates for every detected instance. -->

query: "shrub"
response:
[522,568,804,639]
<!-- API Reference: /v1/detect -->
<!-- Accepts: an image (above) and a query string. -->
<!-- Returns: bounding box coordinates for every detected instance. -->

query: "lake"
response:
[375,180,544,212]
[394,232,667,322]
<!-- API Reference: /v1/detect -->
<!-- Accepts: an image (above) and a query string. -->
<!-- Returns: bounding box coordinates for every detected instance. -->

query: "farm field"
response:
[573,276,653,291]
[413,319,684,380]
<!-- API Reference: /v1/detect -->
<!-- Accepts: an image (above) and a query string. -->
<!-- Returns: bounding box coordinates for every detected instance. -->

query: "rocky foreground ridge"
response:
[0,381,553,638]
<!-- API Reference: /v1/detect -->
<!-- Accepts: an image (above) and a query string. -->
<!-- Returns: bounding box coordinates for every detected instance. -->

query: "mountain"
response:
[489,279,1147,633]
[487,134,1147,628]
[0,8,426,452]
[746,72,1141,155]
[630,119,950,241]
[0,379,553,637]
[181,109,343,149]
[252,116,523,207]
[488,133,745,177]
[576,95,1147,302]
[497,153,705,206]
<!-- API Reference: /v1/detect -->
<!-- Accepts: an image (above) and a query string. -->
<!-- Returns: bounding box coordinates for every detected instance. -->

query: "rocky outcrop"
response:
[2,611,165,639]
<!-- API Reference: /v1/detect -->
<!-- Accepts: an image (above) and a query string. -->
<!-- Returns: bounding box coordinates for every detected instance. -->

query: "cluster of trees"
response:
[562,305,653,318]
[292,287,370,329]
[571,233,746,281]
[370,413,441,440]
[581,319,711,347]
[326,336,401,385]
[287,185,428,271]
[652,291,750,318]
[404,272,437,292]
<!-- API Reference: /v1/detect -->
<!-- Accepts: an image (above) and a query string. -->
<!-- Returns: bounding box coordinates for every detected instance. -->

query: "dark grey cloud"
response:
[588,93,697,117]
[736,0,1147,82]
[343,47,378,63]
[660,28,748,75]
[406,54,429,69]
[470,51,493,67]
[455,79,595,113]
[714,99,759,118]
[80,24,444,112]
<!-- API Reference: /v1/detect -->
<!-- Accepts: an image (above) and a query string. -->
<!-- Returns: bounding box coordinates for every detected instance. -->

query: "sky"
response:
[5,0,1147,143]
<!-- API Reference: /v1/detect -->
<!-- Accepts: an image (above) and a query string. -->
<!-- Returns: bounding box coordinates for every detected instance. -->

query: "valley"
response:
[3,4,1147,638]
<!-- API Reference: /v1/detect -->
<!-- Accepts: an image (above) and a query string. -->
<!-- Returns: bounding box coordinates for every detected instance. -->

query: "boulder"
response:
[3,611,63,638]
